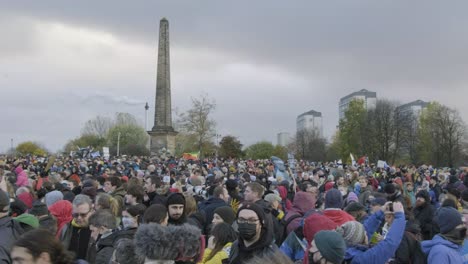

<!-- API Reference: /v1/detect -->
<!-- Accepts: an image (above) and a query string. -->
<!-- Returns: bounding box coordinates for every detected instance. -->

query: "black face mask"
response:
[238,223,257,241]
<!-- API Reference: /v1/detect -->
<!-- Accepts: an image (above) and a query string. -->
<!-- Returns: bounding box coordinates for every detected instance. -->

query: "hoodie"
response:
[48,200,73,238]
[283,192,316,234]
[15,166,29,187]
[277,186,292,212]
[422,235,463,263]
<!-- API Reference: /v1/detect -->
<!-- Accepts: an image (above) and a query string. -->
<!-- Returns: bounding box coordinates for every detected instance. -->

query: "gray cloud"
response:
[1,1,468,152]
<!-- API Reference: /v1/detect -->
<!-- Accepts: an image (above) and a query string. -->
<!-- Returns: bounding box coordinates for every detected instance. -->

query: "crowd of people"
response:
[0,155,467,264]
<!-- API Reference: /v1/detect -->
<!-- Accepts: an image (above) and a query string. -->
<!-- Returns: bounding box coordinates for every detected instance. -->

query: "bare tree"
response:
[81,115,114,138]
[418,102,466,167]
[295,129,327,161]
[115,112,139,126]
[178,95,216,157]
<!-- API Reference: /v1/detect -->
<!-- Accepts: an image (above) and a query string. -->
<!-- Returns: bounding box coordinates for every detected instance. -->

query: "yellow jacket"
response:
[199,242,233,264]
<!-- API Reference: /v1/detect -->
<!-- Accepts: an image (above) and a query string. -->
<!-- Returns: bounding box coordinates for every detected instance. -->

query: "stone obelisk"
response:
[148,18,177,155]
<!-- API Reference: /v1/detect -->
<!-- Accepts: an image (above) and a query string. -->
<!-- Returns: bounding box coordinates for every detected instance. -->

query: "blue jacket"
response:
[344,212,405,264]
[279,231,306,261]
[421,234,463,264]
[362,210,384,240]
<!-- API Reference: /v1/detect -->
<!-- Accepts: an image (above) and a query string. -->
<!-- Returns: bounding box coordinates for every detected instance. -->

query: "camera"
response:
[387,202,394,212]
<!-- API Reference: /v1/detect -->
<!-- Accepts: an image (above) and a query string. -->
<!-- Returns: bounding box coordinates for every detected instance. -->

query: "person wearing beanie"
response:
[17,192,34,209]
[213,206,236,226]
[306,230,346,264]
[413,190,435,240]
[344,192,358,208]
[228,203,277,264]
[336,221,366,247]
[0,189,24,264]
[45,190,64,207]
[339,202,406,264]
[421,207,465,263]
[280,213,337,263]
[14,213,39,232]
[323,189,354,226]
[166,193,187,226]
[29,201,57,235]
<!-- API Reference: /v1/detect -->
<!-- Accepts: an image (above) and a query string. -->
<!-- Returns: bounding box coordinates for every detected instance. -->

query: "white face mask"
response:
[122,216,136,229]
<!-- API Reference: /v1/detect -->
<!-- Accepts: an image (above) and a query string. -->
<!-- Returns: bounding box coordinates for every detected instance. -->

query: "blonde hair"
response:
[95,193,120,217]
[183,194,197,216]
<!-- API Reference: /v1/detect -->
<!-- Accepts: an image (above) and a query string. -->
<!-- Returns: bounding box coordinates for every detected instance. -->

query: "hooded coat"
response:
[283,192,316,234]
[0,216,24,264]
[228,206,277,264]
[15,166,28,187]
[421,235,463,263]
[277,186,292,212]
[48,200,73,238]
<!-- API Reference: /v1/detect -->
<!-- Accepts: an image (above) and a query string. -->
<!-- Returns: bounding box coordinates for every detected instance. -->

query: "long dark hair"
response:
[13,229,74,264]
[207,222,237,261]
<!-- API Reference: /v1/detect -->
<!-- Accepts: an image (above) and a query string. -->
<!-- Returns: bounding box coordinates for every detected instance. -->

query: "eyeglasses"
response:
[237,218,259,224]
[73,210,91,219]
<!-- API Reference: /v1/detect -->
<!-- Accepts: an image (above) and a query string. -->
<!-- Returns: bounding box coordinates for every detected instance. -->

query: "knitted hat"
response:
[214,206,236,225]
[166,193,186,206]
[437,207,463,234]
[325,182,335,192]
[29,201,48,216]
[325,189,343,209]
[336,221,366,246]
[17,192,33,209]
[346,192,358,204]
[0,189,9,212]
[237,203,266,226]
[14,213,39,228]
[303,214,337,246]
[45,190,63,207]
[344,202,366,214]
[314,230,346,264]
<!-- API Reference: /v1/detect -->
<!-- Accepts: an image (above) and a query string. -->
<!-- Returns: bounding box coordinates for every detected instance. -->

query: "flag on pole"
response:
[350,153,356,166]
[357,156,366,165]
[183,152,199,160]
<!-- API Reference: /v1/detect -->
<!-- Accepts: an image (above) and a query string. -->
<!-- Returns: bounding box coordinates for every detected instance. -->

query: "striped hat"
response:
[336,221,366,246]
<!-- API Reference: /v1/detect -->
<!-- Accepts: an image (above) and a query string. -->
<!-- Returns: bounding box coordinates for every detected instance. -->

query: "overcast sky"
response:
[1,1,468,152]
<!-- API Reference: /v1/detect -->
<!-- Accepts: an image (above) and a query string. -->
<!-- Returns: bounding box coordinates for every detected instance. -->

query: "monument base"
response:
[148,130,177,156]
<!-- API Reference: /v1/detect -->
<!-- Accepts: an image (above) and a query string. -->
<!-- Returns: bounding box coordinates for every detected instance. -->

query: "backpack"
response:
[406,232,428,264]
[279,209,322,243]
